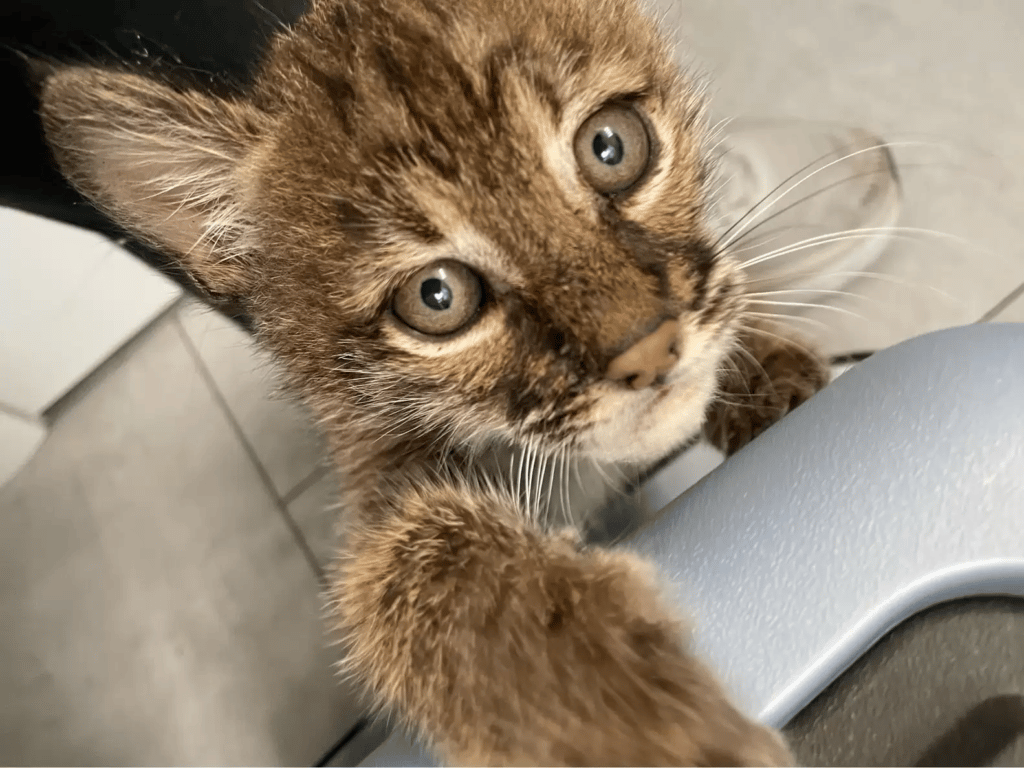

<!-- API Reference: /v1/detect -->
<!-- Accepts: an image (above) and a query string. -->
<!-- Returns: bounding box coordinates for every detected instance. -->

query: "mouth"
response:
[651,383,674,403]
[574,320,736,466]
[577,379,710,466]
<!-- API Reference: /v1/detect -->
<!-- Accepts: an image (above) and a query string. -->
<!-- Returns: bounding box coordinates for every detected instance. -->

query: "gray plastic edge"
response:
[627,322,1024,730]
[758,559,1024,726]
[361,323,1024,766]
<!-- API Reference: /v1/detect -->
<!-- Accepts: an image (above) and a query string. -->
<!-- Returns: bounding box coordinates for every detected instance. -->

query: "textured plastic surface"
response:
[633,323,1024,728]
[361,323,1024,766]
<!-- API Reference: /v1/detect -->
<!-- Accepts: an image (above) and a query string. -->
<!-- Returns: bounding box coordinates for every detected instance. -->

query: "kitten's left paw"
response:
[728,722,796,767]
[704,331,830,456]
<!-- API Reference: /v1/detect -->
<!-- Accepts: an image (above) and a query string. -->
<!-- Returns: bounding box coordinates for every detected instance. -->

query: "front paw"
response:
[721,721,795,767]
[680,676,795,767]
[704,331,829,456]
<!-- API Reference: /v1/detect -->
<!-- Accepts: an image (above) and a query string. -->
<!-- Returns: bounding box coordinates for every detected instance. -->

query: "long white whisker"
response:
[535,443,547,522]
[726,228,819,257]
[572,454,586,507]
[739,269,962,307]
[537,448,550,524]
[738,323,820,362]
[724,156,969,249]
[736,226,968,271]
[742,287,871,301]
[515,445,523,512]
[743,311,832,331]
[733,345,775,398]
[718,140,943,250]
[512,444,520,505]
[590,458,623,497]
[745,299,869,320]
[525,443,537,520]
[560,447,572,530]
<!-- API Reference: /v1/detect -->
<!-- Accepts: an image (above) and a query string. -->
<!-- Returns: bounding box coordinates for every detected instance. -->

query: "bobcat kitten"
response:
[38,0,828,763]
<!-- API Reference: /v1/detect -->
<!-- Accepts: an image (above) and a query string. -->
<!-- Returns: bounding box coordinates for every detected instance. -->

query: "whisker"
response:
[512,447,522,513]
[718,355,752,398]
[736,226,970,271]
[723,169,891,249]
[572,454,586,506]
[721,157,971,250]
[589,458,619,498]
[738,322,827,362]
[741,268,966,307]
[743,311,832,331]
[512,447,521,506]
[725,228,823,258]
[715,140,946,252]
[519,447,528,509]
[742,287,873,302]
[745,299,870,320]
[537,448,551,524]
[521,445,531,515]
[250,0,290,32]
[555,446,568,530]
[977,281,1024,323]
[525,443,538,520]
[732,345,776,398]
[563,448,574,530]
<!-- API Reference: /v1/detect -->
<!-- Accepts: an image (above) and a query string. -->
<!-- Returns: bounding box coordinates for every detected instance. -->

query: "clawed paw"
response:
[704,331,830,456]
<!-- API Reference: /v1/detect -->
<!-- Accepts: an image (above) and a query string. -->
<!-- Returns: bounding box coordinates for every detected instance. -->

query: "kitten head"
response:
[40,0,745,469]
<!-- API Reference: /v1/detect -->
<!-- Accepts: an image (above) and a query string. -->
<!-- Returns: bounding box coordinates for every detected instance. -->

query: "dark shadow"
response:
[913,694,1024,768]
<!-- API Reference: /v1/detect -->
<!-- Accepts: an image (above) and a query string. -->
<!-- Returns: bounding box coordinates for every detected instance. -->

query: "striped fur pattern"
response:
[39,0,828,762]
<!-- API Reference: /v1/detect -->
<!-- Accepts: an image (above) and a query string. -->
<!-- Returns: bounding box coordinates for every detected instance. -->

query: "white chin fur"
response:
[581,326,731,466]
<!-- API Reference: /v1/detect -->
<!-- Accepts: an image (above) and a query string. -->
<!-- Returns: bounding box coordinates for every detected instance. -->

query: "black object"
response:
[1,0,308,329]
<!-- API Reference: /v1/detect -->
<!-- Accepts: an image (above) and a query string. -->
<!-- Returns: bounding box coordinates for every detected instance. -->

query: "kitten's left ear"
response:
[39,64,270,297]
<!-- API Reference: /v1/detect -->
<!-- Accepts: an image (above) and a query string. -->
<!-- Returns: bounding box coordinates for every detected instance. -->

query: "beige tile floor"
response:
[0,306,364,766]
[2,1,1024,766]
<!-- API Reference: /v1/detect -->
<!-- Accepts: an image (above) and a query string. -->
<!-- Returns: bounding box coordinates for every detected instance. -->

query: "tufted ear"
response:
[39,65,270,297]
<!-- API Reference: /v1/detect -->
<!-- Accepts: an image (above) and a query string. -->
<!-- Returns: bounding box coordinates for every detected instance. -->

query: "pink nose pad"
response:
[605,319,680,390]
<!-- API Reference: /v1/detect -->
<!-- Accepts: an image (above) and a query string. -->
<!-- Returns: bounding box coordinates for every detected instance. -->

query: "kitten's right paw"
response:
[704,327,829,456]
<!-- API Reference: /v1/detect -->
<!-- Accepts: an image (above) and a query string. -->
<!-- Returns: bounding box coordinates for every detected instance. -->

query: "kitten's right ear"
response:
[39,64,270,297]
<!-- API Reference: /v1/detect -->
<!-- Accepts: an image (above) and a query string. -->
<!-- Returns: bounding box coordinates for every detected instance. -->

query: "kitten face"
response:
[40,0,746,468]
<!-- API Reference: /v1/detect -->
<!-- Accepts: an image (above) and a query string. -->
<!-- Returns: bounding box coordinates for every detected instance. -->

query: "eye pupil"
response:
[592,128,624,166]
[421,277,453,310]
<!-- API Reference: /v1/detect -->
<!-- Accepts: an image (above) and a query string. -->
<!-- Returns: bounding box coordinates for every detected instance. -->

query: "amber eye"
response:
[393,260,483,336]
[574,104,651,194]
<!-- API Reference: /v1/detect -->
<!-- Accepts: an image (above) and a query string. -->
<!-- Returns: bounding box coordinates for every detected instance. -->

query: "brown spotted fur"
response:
[705,326,830,456]
[38,0,828,763]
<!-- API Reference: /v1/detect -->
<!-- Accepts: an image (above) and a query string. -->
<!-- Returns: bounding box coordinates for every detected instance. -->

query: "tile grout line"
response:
[179,311,363,762]
[283,463,332,507]
[313,716,372,767]
[171,313,325,583]
[43,297,189,427]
